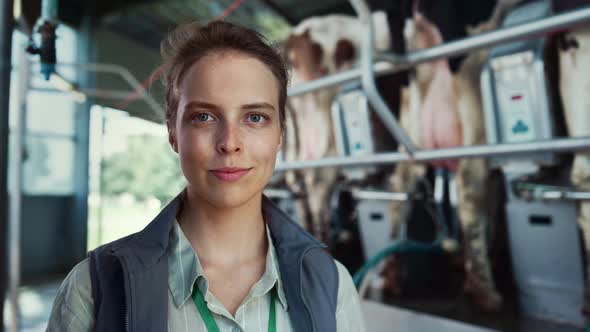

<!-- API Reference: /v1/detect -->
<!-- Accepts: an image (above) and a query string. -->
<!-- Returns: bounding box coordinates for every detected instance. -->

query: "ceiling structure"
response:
[17,0,396,123]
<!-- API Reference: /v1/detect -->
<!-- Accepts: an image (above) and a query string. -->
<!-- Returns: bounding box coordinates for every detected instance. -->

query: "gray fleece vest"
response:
[88,193,339,332]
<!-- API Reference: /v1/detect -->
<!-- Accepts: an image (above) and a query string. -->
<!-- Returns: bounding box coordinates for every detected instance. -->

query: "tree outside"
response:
[87,107,186,250]
[101,133,185,205]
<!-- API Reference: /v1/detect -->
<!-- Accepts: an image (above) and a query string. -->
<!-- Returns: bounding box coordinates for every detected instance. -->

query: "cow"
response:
[386,0,523,311]
[282,11,392,243]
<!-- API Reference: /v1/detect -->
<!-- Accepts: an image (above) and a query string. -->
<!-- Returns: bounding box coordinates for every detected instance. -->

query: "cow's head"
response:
[284,29,356,83]
[284,29,327,82]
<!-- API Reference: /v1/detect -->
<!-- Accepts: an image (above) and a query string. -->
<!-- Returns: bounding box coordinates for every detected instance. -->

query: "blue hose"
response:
[353,239,444,287]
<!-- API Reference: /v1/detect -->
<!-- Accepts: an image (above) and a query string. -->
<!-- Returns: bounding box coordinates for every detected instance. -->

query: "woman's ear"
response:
[167,120,178,153]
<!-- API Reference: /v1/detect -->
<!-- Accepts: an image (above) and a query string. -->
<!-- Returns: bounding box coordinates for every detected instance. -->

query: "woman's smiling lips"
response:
[210,167,252,182]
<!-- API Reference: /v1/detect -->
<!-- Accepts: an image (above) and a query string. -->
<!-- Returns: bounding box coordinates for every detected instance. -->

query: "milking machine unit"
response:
[331,83,447,289]
[332,82,377,182]
[332,82,398,259]
[481,0,586,326]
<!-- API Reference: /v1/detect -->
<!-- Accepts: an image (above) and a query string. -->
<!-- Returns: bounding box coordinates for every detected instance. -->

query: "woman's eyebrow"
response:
[241,102,275,111]
[183,101,276,113]
[184,101,218,111]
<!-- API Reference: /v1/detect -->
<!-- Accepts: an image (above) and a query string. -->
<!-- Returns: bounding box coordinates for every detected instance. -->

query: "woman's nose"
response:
[216,123,242,154]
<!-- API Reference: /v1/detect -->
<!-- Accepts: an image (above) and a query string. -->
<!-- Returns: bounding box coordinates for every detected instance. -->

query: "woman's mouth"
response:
[210,167,252,182]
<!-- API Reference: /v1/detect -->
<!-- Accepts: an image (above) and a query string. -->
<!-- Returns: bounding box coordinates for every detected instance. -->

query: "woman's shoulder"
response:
[333,259,359,306]
[57,257,93,299]
[46,258,95,331]
[333,259,367,331]
[333,259,355,289]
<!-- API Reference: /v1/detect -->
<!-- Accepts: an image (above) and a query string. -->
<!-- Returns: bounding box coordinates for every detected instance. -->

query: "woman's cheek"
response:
[179,134,210,169]
[251,133,280,159]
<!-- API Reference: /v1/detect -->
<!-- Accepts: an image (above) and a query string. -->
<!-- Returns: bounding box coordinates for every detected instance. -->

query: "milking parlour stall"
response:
[3,0,590,331]
[265,0,590,331]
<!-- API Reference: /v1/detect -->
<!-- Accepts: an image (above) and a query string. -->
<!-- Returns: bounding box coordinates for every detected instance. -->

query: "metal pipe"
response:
[6,43,29,332]
[29,86,134,100]
[35,62,166,121]
[275,136,590,171]
[289,67,362,97]
[263,188,294,199]
[515,181,590,200]
[400,6,590,67]
[350,189,408,201]
[80,88,136,100]
[542,190,590,201]
[288,62,395,97]
[41,0,58,22]
[288,7,590,97]
[349,0,417,154]
[0,0,13,331]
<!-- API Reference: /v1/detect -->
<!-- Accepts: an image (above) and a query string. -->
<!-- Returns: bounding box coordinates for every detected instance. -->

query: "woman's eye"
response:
[248,113,266,123]
[194,113,213,122]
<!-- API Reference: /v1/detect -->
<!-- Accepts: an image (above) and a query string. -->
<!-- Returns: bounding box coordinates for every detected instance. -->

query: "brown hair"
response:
[161,20,288,130]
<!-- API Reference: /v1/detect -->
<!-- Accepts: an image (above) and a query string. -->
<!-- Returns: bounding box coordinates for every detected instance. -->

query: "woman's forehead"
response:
[177,54,279,110]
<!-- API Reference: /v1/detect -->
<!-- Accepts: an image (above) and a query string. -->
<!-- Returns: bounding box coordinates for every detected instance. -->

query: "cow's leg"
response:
[304,169,335,242]
[389,161,427,238]
[389,83,427,238]
[317,169,339,244]
[382,161,427,297]
[298,170,318,238]
[382,79,427,297]
[450,49,502,310]
[305,171,337,243]
[559,26,590,314]
[456,158,502,311]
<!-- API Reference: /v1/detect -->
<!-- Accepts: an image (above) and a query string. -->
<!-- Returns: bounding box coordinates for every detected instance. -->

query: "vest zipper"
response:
[124,278,130,332]
[117,254,131,332]
[299,246,321,332]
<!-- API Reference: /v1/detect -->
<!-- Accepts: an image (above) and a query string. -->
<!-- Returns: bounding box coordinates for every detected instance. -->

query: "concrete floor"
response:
[378,292,585,332]
[3,280,62,332]
[363,300,500,332]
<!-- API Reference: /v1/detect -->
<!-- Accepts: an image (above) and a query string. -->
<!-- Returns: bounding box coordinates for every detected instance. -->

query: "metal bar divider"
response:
[275,136,590,171]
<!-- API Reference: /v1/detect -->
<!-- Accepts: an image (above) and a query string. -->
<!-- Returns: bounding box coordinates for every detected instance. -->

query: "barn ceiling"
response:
[15,0,386,123]
[15,0,411,123]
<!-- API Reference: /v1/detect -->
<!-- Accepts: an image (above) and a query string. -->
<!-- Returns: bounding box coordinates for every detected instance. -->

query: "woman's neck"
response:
[178,189,267,268]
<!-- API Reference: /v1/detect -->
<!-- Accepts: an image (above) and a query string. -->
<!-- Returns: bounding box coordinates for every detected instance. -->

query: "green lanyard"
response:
[192,286,277,332]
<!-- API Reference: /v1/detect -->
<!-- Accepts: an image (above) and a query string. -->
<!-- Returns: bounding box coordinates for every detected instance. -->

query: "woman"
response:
[47,20,366,331]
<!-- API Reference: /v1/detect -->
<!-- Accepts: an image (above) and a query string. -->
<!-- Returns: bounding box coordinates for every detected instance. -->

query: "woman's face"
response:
[169,51,283,208]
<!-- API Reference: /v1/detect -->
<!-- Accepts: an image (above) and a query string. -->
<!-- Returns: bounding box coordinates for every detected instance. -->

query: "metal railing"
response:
[29,62,166,121]
[288,6,590,97]
[276,136,590,171]
[514,181,590,201]
[281,2,590,171]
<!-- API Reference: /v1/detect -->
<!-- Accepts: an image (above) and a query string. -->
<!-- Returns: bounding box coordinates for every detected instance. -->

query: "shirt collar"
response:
[168,220,288,310]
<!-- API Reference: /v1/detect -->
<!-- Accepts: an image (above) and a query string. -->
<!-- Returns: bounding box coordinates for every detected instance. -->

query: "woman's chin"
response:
[198,187,261,209]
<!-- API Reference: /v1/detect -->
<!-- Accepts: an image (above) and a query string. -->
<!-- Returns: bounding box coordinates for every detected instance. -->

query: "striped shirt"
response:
[46,220,366,331]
